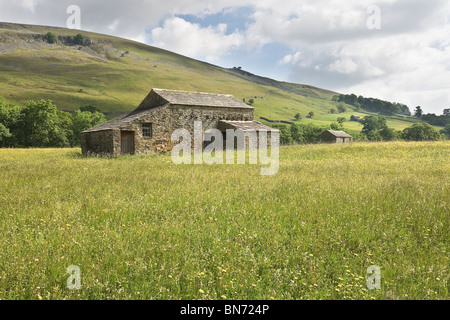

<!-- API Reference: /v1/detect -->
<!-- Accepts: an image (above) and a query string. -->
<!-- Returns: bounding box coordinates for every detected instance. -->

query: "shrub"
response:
[74,33,84,45]
[45,32,57,44]
[329,122,344,131]
[379,127,397,141]
[337,103,347,113]
[290,123,304,143]
[70,110,106,146]
[271,124,292,145]
[0,123,11,142]
[402,123,441,141]
[366,130,383,141]
[80,106,100,113]
[440,124,450,138]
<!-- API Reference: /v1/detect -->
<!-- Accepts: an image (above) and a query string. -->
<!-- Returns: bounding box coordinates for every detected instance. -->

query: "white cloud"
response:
[0,0,449,113]
[280,52,302,65]
[151,17,244,62]
[272,1,450,113]
[328,58,359,74]
[107,19,119,32]
[15,0,38,12]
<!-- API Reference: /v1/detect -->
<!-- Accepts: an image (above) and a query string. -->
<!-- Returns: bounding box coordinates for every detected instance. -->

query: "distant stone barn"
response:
[318,130,353,144]
[81,88,275,156]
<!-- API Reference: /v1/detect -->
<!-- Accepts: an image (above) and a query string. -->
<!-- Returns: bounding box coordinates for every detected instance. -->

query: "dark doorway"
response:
[121,131,135,155]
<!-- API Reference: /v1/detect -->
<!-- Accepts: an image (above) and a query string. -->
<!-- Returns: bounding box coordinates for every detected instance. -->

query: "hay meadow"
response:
[0,141,448,300]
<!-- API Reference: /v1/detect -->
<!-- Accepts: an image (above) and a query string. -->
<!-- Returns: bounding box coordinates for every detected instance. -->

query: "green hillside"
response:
[0,22,429,131]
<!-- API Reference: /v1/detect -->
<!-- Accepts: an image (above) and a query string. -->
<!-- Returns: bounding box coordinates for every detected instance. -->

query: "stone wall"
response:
[170,105,254,133]
[81,130,114,155]
[83,104,256,155]
[114,104,174,154]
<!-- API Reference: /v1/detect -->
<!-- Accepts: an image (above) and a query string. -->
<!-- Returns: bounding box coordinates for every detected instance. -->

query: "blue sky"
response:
[1,0,449,114]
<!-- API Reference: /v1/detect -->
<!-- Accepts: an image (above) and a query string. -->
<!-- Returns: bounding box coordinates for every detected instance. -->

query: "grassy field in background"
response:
[0,142,448,300]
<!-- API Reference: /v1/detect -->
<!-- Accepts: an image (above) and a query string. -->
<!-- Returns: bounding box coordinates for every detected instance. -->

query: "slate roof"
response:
[218,120,278,131]
[83,89,253,133]
[82,107,161,133]
[150,89,252,109]
[323,130,353,138]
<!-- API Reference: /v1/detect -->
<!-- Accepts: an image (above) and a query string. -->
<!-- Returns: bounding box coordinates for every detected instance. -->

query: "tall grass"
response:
[0,141,448,299]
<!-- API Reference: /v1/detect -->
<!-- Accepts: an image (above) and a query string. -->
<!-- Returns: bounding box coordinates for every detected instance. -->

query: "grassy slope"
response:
[0,142,448,299]
[0,22,434,132]
[252,92,427,136]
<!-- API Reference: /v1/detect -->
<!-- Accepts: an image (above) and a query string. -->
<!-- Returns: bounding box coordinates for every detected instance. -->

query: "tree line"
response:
[1,97,447,148]
[0,98,106,148]
[333,94,410,115]
[272,115,448,145]
[414,106,450,128]
[45,32,86,45]
[359,115,447,141]
[271,122,346,145]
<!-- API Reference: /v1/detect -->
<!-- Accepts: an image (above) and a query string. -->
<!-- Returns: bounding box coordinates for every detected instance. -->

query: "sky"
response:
[1,0,449,114]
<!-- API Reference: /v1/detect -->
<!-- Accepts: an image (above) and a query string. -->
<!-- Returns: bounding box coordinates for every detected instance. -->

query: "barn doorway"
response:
[120,131,135,155]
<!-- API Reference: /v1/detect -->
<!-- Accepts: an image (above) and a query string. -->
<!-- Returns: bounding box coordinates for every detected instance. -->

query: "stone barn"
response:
[81,88,275,156]
[350,115,361,122]
[318,130,353,144]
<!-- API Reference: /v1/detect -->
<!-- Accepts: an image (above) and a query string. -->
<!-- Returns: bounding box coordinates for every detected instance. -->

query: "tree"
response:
[337,93,410,115]
[402,123,440,141]
[337,117,346,124]
[294,113,301,121]
[301,123,326,143]
[0,123,11,142]
[443,109,450,117]
[330,108,336,114]
[421,113,449,126]
[271,124,292,145]
[74,33,84,45]
[366,130,382,141]
[337,103,347,113]
[330,122,344,131]
[360,116,387,134]
[414,106,423,118]
[379,127,397,141]
[80,105,100,113]
[19,100,71,147]
[307,111,315,118]
[70,110,106,146]
[290,123,304,143]
[440,124,450,138]
[0,98,21,147]
[45,32,57,44]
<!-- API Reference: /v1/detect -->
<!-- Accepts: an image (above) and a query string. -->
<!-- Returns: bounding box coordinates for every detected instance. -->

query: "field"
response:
[0,141,448,300]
